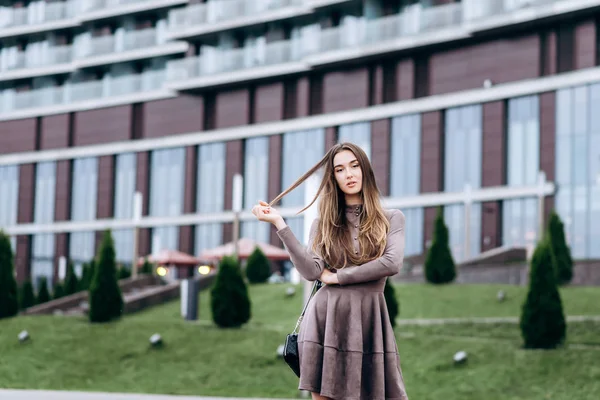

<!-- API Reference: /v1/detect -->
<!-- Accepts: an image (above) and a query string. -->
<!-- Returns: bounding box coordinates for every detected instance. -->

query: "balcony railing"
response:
[0,1,77,30]
[463,0,558,21]
[0,45,73,73]
[168,0,304,35]
[0,69,166,113]
[78,28,162,59]
[84,0,151,13]
[166,39,299,81]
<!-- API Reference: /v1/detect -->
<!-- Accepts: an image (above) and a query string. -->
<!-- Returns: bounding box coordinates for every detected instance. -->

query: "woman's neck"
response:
[345,194,362,205]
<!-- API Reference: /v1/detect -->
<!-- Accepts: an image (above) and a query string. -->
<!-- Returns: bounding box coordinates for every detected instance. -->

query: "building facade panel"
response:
[371,119,390,196]
[0,119,37,154]
[575,20,597,70]
[429,34,541,95]
[322,67,370,114]
[74,106,132,146]
[216,89,250,129]
[396,59,415,101]
[96,155,115,220]
[254,82,284,123]
[40,114,70,150]
[179,145,197,256]
[136,151,151,257]
[223,139,244,243]
[143,95,204,138]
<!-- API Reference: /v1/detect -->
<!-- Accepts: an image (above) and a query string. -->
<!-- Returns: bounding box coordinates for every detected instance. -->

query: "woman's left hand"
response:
[319,268,339,285]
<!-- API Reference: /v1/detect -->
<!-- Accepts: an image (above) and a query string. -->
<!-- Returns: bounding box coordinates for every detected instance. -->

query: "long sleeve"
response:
[336,210,405,286]
[276,218,325,281]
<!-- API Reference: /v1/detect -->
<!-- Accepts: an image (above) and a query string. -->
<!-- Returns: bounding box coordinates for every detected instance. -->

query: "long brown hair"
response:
[269,142,390,269]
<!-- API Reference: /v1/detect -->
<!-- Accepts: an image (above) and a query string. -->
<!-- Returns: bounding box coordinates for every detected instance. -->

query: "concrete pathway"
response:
[0,390,293,400]
[396,314,600,325]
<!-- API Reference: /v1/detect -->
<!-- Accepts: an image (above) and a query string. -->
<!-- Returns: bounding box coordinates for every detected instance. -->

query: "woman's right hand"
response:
[251,201,284,226]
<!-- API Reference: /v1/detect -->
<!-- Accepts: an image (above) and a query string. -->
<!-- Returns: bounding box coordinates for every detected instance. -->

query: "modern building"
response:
[0,0,599,286]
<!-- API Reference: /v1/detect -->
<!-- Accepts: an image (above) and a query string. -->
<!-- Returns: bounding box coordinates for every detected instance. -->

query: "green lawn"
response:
[0,283,599,399]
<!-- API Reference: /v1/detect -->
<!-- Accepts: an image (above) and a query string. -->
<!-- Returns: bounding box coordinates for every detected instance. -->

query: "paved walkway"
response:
[396,314,600,325]
[0,390,293,400]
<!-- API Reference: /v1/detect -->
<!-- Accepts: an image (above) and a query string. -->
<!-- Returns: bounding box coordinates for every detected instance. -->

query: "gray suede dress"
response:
[276,205,409,400]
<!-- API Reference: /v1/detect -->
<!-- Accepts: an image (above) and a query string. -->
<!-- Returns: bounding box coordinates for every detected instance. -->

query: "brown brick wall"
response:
[223,140,244,243]
[179,146,197,254]
[54,159,71,281]
[429,34,540,95]
[421,111,443,250]
[16,163,35,282]
[482,101,506,187]
[268,134,282,246]
[296,77,310,118]
[575,20,596,69]
[216,89,250,129]
[540,91,556,223]
[322,68,370,114]
[325,126,337,151]
[143,95,204,138]
[96,156,114,219]
[371,119,390,196]
[0,119,37,154]
[396,59,415,101]
[254,82,284,123]
[136,152,150,256]
[73,106,132,146]
[40,114,70,149]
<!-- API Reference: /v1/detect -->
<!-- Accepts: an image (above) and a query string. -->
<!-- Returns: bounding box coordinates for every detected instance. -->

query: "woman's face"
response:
[333,150,363,197]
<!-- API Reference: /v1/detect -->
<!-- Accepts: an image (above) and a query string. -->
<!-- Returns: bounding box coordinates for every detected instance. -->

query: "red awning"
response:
[200,238,290,261]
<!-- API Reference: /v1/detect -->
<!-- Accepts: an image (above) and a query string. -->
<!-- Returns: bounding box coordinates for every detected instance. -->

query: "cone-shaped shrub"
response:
[118,265,131,280]
[548,211,574,285]
[64,260,79,295]
[53,282,65,299]
[424,207,456,284]
[210,256,251,328]
[36,277,51,305]
[89,230,124,323]
[19,280,35,310]
[245,247,271,284]
[78,262,92,291]
[384,278,399,328]
[520,237,566,349]
[140,258,153,274]
[0,231,19,319]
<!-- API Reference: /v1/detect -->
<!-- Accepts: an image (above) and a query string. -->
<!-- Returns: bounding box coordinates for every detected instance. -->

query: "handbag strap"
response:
[291,280,322,334]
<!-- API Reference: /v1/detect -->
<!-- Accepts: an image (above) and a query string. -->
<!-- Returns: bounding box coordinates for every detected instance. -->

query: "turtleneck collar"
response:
[345,203,363,214]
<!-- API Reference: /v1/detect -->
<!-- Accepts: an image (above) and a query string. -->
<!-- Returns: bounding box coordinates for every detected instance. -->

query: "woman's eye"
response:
[352,164,359,168]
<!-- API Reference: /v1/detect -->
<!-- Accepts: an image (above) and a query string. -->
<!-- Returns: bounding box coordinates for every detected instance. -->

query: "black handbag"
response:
[283,280,323,377]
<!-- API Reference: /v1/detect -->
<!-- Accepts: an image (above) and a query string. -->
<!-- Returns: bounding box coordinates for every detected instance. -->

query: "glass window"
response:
[113,153,137,266]
[444,105,482,261]
[338,122,371,159]
[555,83,600,259]
[31,161,56,289]
[69,157,98,274]
[281,128,326,244]
[195,142,226,261]
[150,147,186,253]
[0,165,19,250]
[241,137,270,243]
[390,114,423,257]
[504,95,540,249]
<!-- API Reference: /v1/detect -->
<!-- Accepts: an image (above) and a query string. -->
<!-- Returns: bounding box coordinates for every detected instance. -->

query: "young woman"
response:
[251,142,408,400]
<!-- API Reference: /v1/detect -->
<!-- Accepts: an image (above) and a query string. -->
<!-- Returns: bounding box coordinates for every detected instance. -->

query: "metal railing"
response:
[0,69,166,113]
[168,0,303,33]
[0,1,76,29]
[0,45,73,72]
[166,38,298,80]
[81,28,160,58]
[83,0,150,13]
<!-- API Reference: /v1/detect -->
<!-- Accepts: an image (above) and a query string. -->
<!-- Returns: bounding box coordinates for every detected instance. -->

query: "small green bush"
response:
[64,261,79,295]
[424,207,456,284]
[245,247,272,284]
[384,278,399,328]
[0,231,19,319]
[19,280,35,310]
[210,256,251,328]
[520,237,566,349]
[36,277,51,305]
[89,230,124,323]
[53,282,65,300]
[548,211,574,285]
